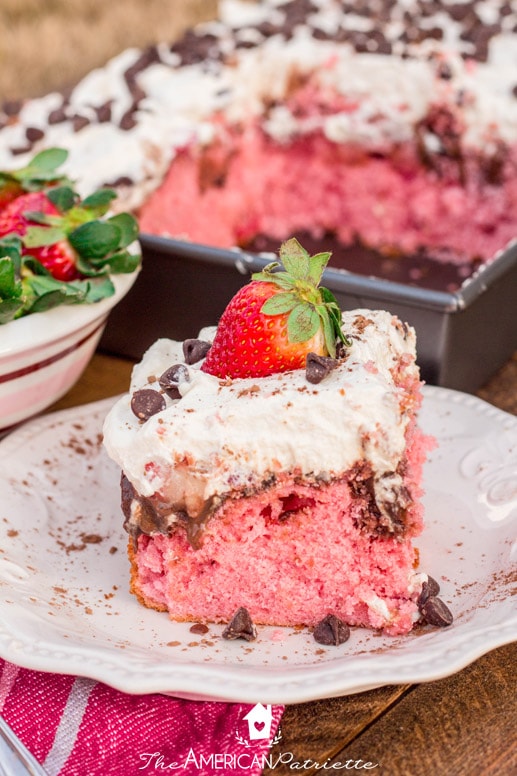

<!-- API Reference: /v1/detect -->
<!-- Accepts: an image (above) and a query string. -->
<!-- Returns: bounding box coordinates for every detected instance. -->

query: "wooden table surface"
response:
[48,349,517,776]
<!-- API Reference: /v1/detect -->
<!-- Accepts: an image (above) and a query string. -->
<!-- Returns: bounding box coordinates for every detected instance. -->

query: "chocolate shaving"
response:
[305,352,338,384]
[159,364,190,399]
[222,607,257,641]
[313,614,350,646]
[130,388,166,421]
[183,338,211,365]
[419,596,454,627]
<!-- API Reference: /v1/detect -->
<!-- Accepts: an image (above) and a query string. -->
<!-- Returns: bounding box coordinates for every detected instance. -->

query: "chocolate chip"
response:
[417,575,441,607]
[183,338,211,365]
[107,175,134,187]
[159,364,190,399]
[130,388,166,421]
[305,352,338,384]
[222,607,257,641]
[72,114,90,132]
[119,109,138,131]
[189,623,209,635]
[420,596,454,627]
[170,31,223,65]
[124,45,161,83]
[95,101,113,122]
[25,126,44,142]
[48,106,68,124]
[313,614,350,646]
[2,99,22,116]
[437,62,453,80]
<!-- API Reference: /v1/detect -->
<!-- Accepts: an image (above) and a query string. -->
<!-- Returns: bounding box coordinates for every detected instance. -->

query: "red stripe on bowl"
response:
[0,319,106,385]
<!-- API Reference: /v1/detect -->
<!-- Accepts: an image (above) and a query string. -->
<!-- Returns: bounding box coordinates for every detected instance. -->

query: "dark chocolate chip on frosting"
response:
[72,114,90,132]
[313,614,350,646]
[305,352,338,384]
[159,364,190,399]
[419,596,454,627]
[183,338,211,364]
[48,105,68,124]
[25,126,44,142]
[130,388,166,420]
[222,607,257,641]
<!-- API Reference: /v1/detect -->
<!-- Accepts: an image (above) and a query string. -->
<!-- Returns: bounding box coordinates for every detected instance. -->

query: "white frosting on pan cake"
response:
[0,0,516,210]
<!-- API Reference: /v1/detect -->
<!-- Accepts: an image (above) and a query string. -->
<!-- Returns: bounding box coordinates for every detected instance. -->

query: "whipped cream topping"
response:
[102,309,420,524]
[0,0,516,210]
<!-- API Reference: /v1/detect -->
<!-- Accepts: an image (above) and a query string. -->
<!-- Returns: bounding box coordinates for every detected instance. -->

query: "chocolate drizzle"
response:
[121,473,171,542]
[349,462,410,537]
[120,473,222,550]
[120,455,413,554]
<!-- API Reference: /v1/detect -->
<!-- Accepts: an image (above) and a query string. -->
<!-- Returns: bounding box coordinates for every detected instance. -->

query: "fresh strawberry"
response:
[0,148,70,212]
[0,183,139,284]
[27,240,80,282]
[0,191,80,280]
[0,190,59,235]
[201,238,350,379]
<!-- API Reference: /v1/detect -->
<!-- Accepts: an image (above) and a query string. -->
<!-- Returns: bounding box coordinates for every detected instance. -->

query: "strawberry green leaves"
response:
[252,237,351,356]
[70,213,140,276]
[0,237,120,323]
[0,147,140,323]
[0,148,70,195]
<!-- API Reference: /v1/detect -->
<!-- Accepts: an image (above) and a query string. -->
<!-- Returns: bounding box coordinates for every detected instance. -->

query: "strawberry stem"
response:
[251,238,351,355]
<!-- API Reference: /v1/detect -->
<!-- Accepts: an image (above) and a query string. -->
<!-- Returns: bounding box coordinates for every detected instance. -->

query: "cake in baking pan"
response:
[0,0,516,278]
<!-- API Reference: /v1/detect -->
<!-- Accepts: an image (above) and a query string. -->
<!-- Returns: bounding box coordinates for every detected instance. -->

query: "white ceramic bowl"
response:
[0,270,138,433]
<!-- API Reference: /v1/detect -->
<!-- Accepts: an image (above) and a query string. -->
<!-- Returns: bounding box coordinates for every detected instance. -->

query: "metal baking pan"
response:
[99,234,517,392]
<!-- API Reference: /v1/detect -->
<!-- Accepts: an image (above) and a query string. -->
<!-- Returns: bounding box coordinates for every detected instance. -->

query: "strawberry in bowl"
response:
[0,148,140,432]
[0,172,139,323]
[0,147,70,211]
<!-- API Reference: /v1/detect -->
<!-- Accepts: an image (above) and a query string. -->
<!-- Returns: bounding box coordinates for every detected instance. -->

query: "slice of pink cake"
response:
[103,239,443,636]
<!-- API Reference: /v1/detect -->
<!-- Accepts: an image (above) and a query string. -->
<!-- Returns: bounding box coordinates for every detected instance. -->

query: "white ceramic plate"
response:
[0,386,515,703]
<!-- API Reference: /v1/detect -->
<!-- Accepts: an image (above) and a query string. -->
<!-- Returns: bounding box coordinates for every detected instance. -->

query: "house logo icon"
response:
[243,703,274,740]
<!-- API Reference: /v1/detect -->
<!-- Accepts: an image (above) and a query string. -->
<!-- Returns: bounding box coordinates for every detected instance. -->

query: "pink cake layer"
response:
[130,423,430,636]
[139,123,517,264]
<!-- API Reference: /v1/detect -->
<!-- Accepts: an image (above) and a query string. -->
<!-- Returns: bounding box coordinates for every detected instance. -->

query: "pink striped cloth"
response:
[0,659,284,775]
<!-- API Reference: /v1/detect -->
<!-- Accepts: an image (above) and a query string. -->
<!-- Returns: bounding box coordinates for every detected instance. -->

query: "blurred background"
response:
[0,0,217,100]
